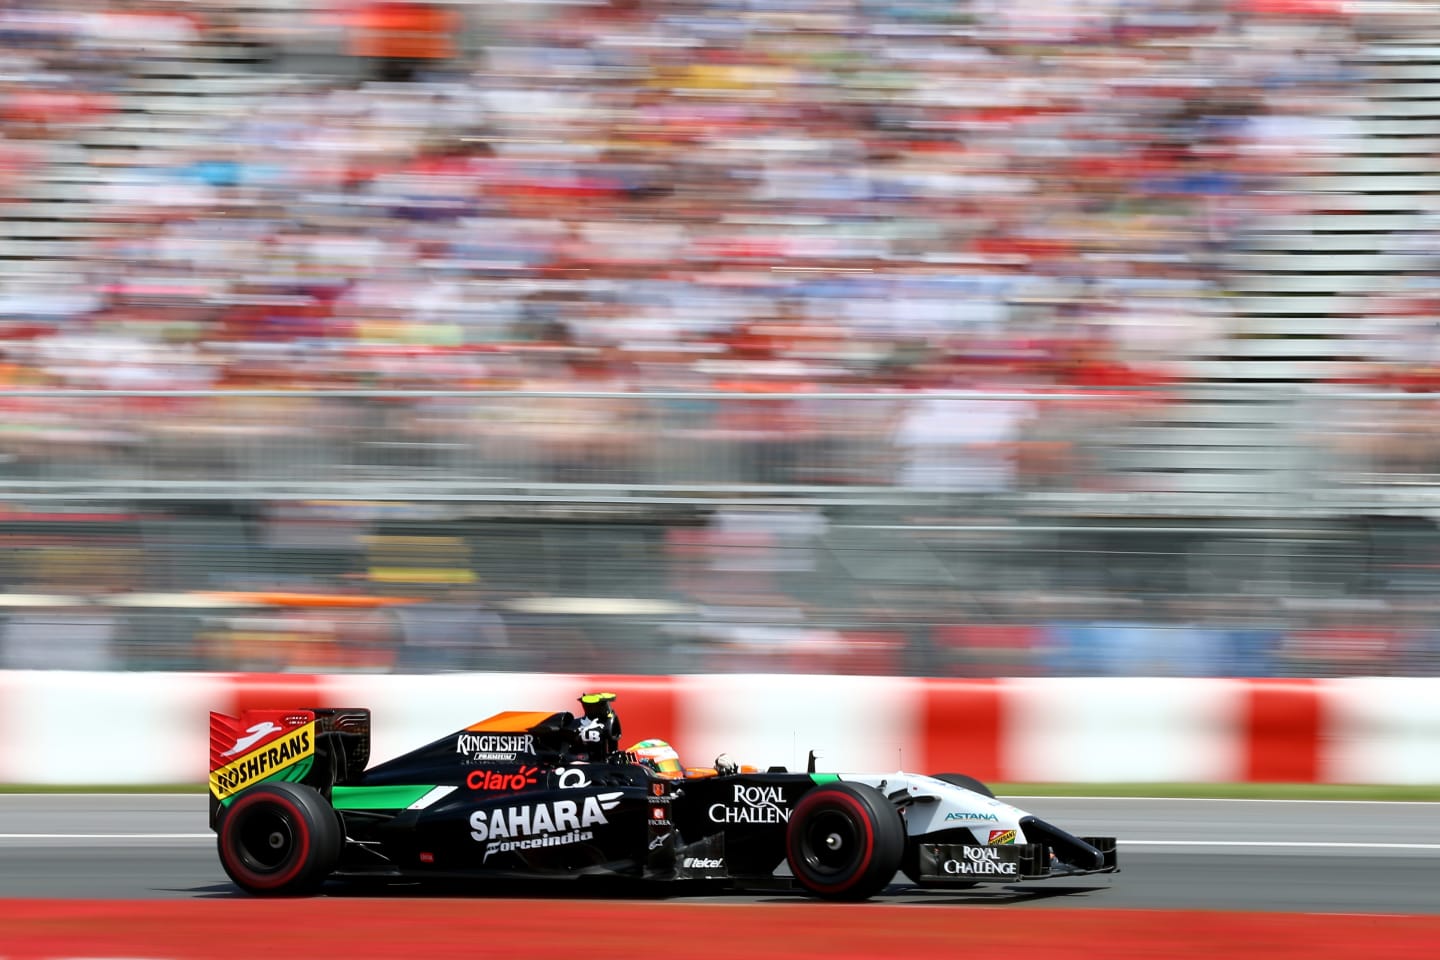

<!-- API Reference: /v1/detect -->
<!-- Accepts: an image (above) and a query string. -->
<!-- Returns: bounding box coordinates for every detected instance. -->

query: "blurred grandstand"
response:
[0,0,1438,676]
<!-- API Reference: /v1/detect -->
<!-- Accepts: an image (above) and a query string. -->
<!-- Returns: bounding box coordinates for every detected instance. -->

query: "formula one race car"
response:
[208,693,1118,900]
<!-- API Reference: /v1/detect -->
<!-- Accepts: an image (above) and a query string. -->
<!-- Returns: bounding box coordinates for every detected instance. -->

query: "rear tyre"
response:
[935,772,995,798]
[785,782,904,901]
[217,781,341,896]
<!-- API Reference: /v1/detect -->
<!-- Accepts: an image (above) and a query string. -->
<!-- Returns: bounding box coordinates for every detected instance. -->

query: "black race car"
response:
[208,692,1117,900]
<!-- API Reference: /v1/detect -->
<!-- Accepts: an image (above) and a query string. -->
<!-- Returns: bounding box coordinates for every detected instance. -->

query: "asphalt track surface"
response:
[1,795,1437,913]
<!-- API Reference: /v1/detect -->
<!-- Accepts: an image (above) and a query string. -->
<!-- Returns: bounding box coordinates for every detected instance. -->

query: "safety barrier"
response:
[1,671,1435,785]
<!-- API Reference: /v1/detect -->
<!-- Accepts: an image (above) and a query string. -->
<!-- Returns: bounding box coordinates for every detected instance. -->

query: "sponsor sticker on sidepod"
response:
[469,792,622,862]
[709,784,790,824]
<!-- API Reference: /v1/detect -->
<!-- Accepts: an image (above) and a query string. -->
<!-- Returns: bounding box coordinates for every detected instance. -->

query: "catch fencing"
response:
[0,387,1434,514]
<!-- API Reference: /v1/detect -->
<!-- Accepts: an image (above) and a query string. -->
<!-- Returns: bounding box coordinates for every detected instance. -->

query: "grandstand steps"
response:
[1257,192,1438,212]
[0,39,271,269]
[1240,233,1426,251]
[1350,117,1440,135]
[1175,360,1357,382]
[1145,400,1301,425]
[1235,315,1417,337]
[1116,38,1440,508]
[1229,273,1415,293]
[1294,174,1440,192]
[1226,295,1370,314]
[128,59,266,77]
[1200,339,1369,361]
[1107,427,1290,449]
[1232,252,1436,272]
[1289,135,1440,154]
[1250,213,1430,232]
[0,221,119,239]
[0,240,100,260]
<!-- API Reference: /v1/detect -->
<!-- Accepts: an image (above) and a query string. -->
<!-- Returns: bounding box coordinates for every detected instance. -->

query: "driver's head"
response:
[628,738,684,778]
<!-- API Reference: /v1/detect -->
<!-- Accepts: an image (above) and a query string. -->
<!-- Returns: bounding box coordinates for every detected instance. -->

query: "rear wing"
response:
[208,707,371,826]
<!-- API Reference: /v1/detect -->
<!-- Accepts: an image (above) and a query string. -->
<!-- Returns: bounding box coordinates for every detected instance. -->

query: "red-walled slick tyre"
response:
[785,781,904,901]
[217,781,341,896]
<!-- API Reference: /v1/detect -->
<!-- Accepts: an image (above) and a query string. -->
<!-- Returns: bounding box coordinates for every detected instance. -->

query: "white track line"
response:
[0,793,201,798]
[0,835,1435,852]
[1006,796,1440,805]
[0,833,211,840]
[1,793,1434,806]
[1119,840,1440,850]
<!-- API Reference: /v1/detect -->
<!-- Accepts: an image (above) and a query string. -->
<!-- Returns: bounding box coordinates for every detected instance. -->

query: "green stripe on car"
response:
[331,784,440,810]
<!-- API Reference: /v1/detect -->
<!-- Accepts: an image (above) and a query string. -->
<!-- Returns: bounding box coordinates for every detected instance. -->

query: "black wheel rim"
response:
[799,808,860,877]
[234,806,297,874]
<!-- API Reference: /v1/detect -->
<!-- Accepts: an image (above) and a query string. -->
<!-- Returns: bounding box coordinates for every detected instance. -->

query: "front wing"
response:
[916,837,1119,883]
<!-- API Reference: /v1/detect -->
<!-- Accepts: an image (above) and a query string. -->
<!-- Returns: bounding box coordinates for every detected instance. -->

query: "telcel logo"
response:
[684,857,723,869]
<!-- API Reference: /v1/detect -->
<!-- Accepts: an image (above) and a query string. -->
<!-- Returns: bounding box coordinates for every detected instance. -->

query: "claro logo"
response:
[469,792,622,862]
[708,784,790,824]
[467,766,539,792]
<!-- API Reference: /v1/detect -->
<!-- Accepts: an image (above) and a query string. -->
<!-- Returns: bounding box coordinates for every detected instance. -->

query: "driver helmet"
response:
[627,738,684,779]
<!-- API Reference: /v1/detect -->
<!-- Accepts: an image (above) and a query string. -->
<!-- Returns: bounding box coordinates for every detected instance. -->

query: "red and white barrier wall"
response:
[0,672,1437,785]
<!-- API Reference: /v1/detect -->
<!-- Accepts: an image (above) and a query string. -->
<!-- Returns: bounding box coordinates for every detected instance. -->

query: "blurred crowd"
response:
[0,0,1433,496]
[0,0,1405,394]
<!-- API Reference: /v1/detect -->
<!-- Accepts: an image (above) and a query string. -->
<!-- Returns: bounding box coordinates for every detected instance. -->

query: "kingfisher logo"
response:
[210,722,315,800]
[457,733,534,762]
[469,792,622,862]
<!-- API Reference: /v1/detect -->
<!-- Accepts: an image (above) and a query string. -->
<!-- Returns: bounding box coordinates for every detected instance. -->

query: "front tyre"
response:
[217,781,341,896]
[934,772,995,798]
[785,782,904,901]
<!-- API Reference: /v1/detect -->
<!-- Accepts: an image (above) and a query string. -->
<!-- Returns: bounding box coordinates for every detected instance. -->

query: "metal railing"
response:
[0,387,1434,514]
[1,510,1437,677]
